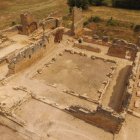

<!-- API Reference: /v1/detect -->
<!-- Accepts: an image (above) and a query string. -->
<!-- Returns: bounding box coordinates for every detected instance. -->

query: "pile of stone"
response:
[0,34,8,45]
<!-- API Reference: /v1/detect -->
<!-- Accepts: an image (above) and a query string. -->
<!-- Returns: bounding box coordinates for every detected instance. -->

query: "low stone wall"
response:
[82,34,112,47]
[17,12,38,35]
[66,105,124,134]
[82,34,138,61]
[74,42,101,53]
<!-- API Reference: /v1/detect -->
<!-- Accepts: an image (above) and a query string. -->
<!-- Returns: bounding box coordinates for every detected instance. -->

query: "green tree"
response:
[67,0,89,10]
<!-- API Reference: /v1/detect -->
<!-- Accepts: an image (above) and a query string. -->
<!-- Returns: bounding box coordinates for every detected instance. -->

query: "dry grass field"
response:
[0,0,68,29]
[0,0,140,42]
[0,1,140,28]
[86,6,140,24]
[82,6,140,43]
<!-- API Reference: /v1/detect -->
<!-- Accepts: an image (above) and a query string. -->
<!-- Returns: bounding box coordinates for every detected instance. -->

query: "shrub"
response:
[112,0,140,10]
[107,17,118,26]
[83,16,101,26]
[134,25,140,32]
[106,17,118,26]
[84,21,90,26]
[92,16,102,23]
[11,21,16,26]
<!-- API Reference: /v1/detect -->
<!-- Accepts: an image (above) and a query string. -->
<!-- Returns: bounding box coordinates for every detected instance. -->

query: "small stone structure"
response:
[108,39,138,61]
[54,27,64,43]
[66,105,124,134]
[7,39,46,75]
[120,54,139,111]
[17,12,38,35]
[126,53,140,115]
[71,7,84,35]
[40,17,62,30]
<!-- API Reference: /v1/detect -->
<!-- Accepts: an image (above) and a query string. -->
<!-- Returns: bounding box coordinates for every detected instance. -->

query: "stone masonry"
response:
[17,12,38,35]
[71,7,84,35]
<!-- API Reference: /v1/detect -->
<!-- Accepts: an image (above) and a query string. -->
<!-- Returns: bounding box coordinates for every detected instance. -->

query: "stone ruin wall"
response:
[82,29,138,61]
[85,37,138,61]
[61,49,138,133]
[7,39,46,75]
[107,39,138,61]
[71,7,84,35]
[121,52,140,111]
[74,42,101,53]
[17,12,38,35]
[40,17,62,30]
[17,12,62,35]
[66,105,124,134]
[7,27,64,76]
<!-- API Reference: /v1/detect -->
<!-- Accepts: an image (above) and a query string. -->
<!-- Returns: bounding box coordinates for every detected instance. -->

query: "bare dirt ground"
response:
[0,125,26,140]
[34,52,114,100]
[15,99,113,140]
[115,114,140,140]
[0,32,29,59]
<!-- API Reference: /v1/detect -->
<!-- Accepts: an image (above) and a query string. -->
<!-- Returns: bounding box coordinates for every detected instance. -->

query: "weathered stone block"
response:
[71,7,83,35]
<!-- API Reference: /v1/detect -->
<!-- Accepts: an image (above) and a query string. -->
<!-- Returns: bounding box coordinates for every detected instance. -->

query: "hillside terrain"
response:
[0,0,140,30]
[0,1,140,140]
[0,0,67,29]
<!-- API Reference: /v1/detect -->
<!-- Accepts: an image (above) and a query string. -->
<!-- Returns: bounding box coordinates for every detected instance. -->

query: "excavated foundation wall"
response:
[74,42,101,53]
[7,36,54,75]
[7,39,47,75]
[7,27,64,76]
[108,39,138,61]
[121,53,140,111]
[66,105,124,134]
